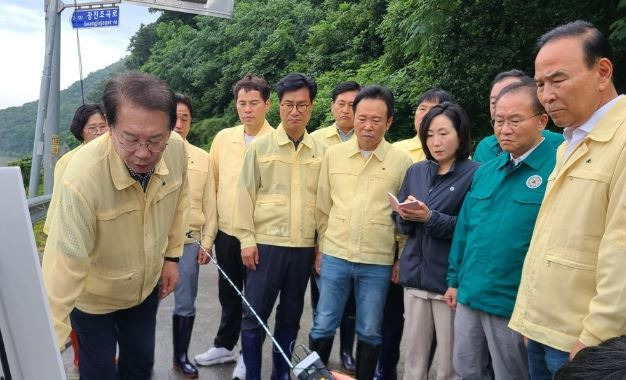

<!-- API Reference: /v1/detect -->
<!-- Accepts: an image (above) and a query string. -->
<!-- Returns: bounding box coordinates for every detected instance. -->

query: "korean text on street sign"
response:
[71,7,119,29]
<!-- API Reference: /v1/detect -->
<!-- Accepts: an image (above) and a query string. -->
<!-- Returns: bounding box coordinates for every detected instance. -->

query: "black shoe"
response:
[339,313,356,374]
[356,340,381,380]
[172,315,199,379]
[341,349,356,374]
[309,336,335,366]
[373,361,384,380]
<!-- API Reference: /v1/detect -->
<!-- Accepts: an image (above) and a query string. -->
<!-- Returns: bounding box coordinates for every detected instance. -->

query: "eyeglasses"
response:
[84,125,109,135]
[113,131,168,153]
[491,113,542,129]
[280,103,311,113]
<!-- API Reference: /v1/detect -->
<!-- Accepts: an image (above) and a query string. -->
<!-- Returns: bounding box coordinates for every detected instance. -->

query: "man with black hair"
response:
[474,70,563,163]
[233,73,326,380]
[170,93,217,379]
[309,80,361,374]
[309,85,412,379]
[42,72,189,379]
[510,20,626,379]
[311,81,361,146]
[194,74,273,380]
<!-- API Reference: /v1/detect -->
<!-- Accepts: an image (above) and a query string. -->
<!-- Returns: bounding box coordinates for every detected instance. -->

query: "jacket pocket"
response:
[511,191,544,205]
[155,179,182,203]
[527,248,597,339]
[84,267,141,302]
[96,202,140,221]
[254,194,289,237]
[545,253,595,271]
[363,216,395,255]
[305,158,322,195]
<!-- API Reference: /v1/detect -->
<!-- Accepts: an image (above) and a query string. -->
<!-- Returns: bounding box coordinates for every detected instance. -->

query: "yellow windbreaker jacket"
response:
[510,96,626,351]
[233,124,326,248]
[42,132,189,348]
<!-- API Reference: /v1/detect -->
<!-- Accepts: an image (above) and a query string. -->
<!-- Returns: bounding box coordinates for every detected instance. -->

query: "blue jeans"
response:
[527,339,569,380]
[310,254,391,345]
[174,242,200,316]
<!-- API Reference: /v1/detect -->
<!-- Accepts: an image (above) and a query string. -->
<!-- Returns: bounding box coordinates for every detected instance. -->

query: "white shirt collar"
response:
[563,95,623,143]
[562,95,622,160]
[510,137,545,166]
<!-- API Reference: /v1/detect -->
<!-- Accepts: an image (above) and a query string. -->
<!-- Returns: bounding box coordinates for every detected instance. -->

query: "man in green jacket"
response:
[444,79,557,379]
[473,69,563,163]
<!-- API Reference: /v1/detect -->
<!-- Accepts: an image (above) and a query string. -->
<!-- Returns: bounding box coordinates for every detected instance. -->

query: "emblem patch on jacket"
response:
[526,175,542,189]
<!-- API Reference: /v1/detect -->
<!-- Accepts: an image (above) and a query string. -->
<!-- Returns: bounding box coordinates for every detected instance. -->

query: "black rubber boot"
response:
[271,328,298,380]
[309,335,335,365]
[172,315,199,378]
[356,340,382,380]
[241,330,264,380]
[339,314,356,374]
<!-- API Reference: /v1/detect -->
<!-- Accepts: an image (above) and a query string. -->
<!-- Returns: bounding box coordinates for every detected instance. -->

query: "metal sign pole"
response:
[29,0,60,198]
[43,13,61,196]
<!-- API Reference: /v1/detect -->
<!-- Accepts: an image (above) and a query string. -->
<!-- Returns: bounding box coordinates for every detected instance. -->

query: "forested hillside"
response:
[127,0,626,150]
[2,0,625,158]
[0,60,126,157]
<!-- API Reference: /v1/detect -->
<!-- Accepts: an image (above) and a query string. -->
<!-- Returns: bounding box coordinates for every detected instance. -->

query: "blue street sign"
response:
[71,7,119,29]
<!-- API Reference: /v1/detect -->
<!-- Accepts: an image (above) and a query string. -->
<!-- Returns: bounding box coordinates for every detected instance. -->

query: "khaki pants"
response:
[403,289,456,380]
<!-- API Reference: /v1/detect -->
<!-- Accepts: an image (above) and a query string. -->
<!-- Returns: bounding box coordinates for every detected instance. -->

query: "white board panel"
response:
[0,167,65,380]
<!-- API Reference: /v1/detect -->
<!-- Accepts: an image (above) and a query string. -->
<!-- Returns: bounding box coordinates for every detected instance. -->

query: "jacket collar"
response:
[109,133,169,191]
[346,137,390,162]
[585,95,626,143]
[427,158,461,175]
[230,120,273,144]
[325,122,339,138]
[410,135,423,149]
[276,123,314,149]
[496,138,550,172]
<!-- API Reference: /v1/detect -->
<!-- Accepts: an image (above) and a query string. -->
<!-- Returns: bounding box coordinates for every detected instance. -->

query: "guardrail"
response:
[28,194,51,224]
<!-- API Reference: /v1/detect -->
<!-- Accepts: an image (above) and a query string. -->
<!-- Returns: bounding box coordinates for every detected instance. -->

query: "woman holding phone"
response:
[394,102,479,380]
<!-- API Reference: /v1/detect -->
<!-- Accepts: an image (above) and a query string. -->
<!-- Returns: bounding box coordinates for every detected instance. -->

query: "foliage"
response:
[3,0,625,159]
[0,60,127,157]
[8,156,33,188]
[126,0,625,149]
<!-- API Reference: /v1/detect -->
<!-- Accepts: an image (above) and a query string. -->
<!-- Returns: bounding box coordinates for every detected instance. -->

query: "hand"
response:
[397,196,431,223]
[314,246,322,275]
[197,245,211,265]
[391,260,400,283]
[443,287,457,310]
[569,340,587,361]
[241,246,259,270]
[159,261,179,300]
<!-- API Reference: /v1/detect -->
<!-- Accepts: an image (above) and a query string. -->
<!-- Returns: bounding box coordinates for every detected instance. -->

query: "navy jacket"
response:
[395,158,479,294]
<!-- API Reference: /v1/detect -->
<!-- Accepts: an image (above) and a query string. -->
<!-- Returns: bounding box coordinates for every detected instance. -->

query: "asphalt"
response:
[62,262,411,379]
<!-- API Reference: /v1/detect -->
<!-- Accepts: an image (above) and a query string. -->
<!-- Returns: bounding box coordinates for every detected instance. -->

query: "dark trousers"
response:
[241,244,315,333]
[377,281,405,378]
[213,230,246,350]
[70,287,159,380]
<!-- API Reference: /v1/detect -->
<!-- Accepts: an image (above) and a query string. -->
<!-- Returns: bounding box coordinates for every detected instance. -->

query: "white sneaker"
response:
[194,346,237,366]
[232,354,246,379]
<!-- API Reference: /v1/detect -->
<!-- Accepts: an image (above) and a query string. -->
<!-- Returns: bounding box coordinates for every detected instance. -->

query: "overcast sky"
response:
[0,1,160,110]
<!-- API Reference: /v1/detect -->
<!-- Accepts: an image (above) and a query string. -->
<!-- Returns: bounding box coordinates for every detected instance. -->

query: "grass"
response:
[33,219,47,255]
